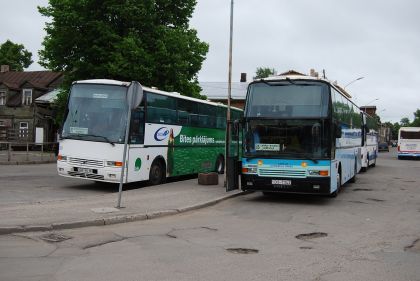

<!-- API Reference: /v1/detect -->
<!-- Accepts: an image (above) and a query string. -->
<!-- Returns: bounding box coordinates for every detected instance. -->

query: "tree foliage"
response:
[0,40,33,71]
[400,117,410,127]
[412,109,420,127]
[38,0,208,99]
[254,67,276,79]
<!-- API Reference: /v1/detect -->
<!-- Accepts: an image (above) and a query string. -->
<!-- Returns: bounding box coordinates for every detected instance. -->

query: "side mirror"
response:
[127,81,144,109]
[335,121,342,138]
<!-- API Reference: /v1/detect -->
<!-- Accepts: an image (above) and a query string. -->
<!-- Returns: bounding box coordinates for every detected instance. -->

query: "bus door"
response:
[226,119,242,191]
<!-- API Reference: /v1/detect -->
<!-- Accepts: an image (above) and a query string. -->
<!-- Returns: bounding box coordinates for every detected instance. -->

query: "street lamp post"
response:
[365,98,379,106]
[344,77,364,89]
[224,0,234,187]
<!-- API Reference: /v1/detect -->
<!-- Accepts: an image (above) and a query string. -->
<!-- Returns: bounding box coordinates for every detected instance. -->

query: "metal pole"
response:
[116,92,133,208]
[224,0,234,186]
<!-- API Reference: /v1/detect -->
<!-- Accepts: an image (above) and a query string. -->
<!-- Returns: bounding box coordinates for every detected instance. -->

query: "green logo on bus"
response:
[135,158,142,171]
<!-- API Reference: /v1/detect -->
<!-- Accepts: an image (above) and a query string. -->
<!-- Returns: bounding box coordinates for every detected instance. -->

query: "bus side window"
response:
[130,109,145,144]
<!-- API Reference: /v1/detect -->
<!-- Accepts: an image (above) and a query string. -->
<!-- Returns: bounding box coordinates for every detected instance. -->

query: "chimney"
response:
[240,73,247,82]
[309,68,319,78]
[1,65,10,73]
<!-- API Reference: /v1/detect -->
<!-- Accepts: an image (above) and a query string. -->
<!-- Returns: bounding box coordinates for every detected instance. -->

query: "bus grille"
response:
[68,157,104,168]
[258,168,306,178]
[67,171,104,180]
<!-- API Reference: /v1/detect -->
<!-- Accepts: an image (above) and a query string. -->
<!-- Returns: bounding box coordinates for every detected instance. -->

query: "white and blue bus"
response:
[57,79,242,185]
[239,74,362,197]
[361,112,379,171]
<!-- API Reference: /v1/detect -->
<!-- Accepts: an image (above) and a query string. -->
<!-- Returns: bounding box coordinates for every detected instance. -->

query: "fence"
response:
[0,142,58,164]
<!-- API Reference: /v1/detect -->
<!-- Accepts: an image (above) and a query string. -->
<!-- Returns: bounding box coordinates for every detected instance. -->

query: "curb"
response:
[0,160,56,165]
[0,191,245,235]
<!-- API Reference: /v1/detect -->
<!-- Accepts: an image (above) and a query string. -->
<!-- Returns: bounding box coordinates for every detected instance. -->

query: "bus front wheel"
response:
[149,160,165,185]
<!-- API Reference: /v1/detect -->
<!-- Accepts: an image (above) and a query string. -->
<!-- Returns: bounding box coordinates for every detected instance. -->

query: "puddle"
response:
[347,200,368,204]
[39,233,72,243]
[226,248,259,254]
[353,188,373,192]
[405,239,420,253]
[299,246,313,250]
[295,232,328,240]
[366,198,386,202]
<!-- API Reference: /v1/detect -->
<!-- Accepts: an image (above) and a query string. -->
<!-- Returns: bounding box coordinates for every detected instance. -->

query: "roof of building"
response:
[35,89,61,104]
[0,71,62,90]
[199,82,248,100]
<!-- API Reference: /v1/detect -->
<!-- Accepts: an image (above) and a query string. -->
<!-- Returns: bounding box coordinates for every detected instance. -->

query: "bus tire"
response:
[215,155,225,174]
[149,160,166,185]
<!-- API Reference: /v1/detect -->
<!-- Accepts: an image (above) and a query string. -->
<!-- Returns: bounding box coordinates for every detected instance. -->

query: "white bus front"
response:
[57,80,137,183]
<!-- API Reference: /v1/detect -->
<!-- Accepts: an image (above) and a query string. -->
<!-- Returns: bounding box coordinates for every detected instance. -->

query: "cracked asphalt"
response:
[1,148,419,281]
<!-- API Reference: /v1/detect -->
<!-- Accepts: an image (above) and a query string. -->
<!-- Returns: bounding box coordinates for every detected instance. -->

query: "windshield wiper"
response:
[285,77,297,85]
[300,153,318,164]
[66,134,115,146]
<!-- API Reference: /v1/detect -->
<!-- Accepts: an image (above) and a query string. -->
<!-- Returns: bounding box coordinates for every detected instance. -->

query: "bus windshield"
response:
[400,131,420,140]
[244,119,331,159]
[61,84,128,144]
[245,81,330,118]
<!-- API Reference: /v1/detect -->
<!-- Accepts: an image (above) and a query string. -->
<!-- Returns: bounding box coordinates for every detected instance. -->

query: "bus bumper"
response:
[57,161,123,183]
[398,152,420,158]
[241,174,331,195]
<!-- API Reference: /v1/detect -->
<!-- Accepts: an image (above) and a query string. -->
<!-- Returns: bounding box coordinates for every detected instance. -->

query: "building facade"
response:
[0,66,63,143]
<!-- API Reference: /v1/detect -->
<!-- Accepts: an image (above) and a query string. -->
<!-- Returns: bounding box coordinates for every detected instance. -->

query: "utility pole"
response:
[224,0,234,187]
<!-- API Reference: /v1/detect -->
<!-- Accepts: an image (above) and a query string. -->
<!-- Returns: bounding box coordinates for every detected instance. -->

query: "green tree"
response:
[400,117,410,127]
[38,0,208,98]
[254,67,276,79]
[0,40,33,71]
[411,109,420,127]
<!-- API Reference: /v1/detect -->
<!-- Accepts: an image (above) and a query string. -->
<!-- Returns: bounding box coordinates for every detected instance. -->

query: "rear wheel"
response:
[149,160,165,185]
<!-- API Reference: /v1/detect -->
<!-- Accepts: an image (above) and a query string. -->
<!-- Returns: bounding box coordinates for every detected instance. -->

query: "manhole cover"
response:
[295,232,328,240]
[39,233,72,243]
[226,248,259,254]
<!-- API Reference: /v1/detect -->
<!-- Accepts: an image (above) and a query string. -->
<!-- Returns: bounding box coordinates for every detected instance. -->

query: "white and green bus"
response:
[57,79,242,185]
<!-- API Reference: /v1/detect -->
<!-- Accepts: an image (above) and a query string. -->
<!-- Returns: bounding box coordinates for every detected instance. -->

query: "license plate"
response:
[79,168,92,174]
[272,179,291,185]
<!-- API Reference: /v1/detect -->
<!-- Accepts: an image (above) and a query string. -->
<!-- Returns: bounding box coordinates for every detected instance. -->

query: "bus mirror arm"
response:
[334,121,342,138]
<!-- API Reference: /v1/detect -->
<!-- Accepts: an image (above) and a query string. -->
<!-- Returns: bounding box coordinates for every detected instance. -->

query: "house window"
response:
[0,91,6,105]
[19,122,29,138]
[22,89,32,105]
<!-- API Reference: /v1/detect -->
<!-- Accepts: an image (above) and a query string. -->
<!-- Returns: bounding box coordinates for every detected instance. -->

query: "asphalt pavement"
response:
[0,172,243,235]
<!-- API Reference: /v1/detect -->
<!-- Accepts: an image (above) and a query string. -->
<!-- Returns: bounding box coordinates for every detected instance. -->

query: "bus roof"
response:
[253,74,353,99]
[73,79,242,111]
[399,127,420,132]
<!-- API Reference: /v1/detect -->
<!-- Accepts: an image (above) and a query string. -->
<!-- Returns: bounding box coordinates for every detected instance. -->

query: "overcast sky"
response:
[1,0,419,123]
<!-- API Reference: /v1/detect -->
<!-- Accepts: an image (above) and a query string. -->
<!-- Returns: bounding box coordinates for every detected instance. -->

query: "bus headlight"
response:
[57,155,67,161]
[242,166,257,174]
[106,161,123,167]
[308,170,329,176]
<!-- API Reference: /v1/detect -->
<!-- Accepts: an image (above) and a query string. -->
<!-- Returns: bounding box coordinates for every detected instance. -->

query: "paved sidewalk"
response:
[0,175,243,235]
